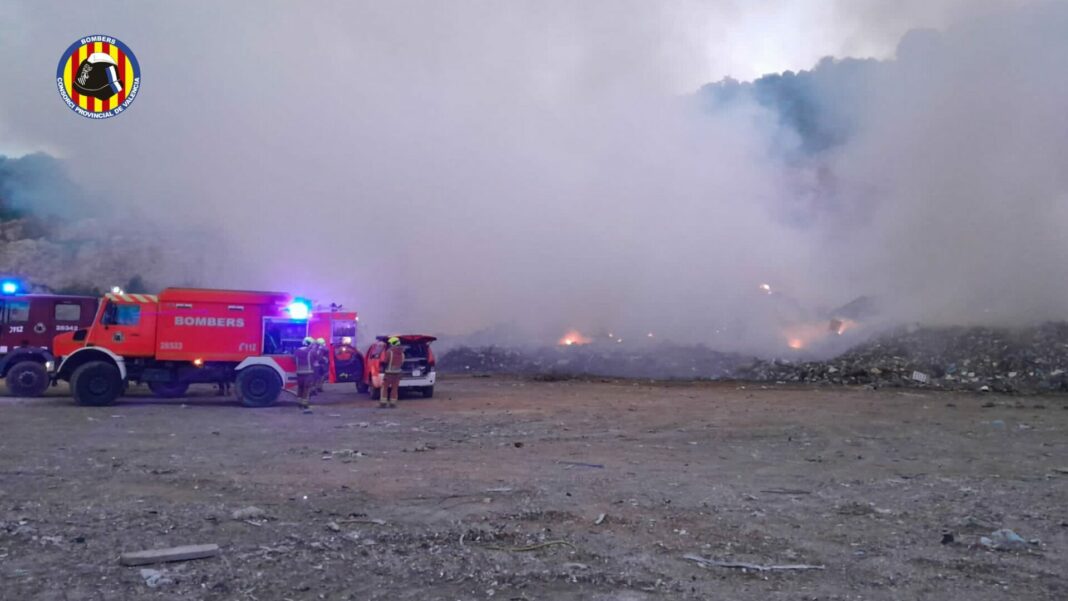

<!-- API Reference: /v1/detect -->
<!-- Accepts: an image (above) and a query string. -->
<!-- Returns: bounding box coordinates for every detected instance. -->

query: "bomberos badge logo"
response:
[56,35,141,119]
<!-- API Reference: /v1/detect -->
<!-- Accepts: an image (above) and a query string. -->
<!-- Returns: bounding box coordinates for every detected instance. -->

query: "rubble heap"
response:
[438,343,750,380]
[441,323,1068,393]
[736,323,1068,393]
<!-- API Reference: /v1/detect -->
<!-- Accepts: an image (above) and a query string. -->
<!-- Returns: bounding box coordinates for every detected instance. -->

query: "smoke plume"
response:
[1,1,1065,354]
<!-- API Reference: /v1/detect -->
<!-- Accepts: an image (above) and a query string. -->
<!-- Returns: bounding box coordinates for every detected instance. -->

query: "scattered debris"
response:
[911,371,930,384]
[120,544,220,566]
[760,488,811,495]
[484,540,576,553]
[594,513,606,525]
[940,530,955,545]
[557,461,605,469]
[683,554,825,572]
[337,517,387,526]
[979,529,1030,551]
[139,568,173,588]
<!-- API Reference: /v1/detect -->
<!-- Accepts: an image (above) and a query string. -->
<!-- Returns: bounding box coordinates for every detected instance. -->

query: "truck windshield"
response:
[101,303,141,326]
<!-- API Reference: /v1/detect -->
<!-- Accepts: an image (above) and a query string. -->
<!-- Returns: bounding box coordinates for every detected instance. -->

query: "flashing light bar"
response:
[1,281,18,295]
[286,299,311,320]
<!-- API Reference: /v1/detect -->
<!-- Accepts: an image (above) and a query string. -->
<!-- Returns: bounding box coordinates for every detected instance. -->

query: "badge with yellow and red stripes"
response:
[56,35,141,119]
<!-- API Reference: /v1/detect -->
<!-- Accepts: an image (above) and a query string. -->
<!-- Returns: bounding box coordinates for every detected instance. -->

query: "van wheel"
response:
[148,381,190,398]
[71,361,122,406]
[421,385,434,398]
[237,366,282,407]
[6,361,49,397]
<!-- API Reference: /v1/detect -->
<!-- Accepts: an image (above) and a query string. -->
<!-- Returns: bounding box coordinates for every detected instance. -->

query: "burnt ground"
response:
[0,375,1066,600]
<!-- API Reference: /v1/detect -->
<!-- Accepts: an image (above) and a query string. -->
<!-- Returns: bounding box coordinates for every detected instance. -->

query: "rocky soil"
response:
[1,376,1065,600]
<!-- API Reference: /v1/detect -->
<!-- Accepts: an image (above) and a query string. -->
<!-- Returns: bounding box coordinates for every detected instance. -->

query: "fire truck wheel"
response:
[237,366,282,407]
[148,380,190,398]
[6,361,49,397]
[71,361,122,406]
[421,385,434,398]
[356,380,369,394]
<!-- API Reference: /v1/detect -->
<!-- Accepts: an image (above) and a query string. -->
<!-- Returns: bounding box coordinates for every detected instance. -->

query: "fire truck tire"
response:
[71,361,122,406]
[6,361,49,397]
[236,366,282,407]
[148,380,190,398]
[356,380,369,394]
[421,385,434,398]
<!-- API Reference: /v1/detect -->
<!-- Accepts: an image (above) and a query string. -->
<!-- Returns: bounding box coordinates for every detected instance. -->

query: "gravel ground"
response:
[1,376,1065,600]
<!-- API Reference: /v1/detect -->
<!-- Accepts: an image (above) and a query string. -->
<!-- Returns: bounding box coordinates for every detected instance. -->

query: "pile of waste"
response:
[440,323,1068,393]
[438,343,750,380]
[732,323,1068,393]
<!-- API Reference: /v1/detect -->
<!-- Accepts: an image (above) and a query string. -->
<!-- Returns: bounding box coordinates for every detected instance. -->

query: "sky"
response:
[0,0,1063,353]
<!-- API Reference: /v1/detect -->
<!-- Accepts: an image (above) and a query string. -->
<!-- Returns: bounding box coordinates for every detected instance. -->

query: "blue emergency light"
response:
[1,280,19,295]
[286,299,311,320]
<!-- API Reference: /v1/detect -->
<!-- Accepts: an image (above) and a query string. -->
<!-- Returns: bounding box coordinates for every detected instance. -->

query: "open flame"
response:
[559,330,591,346]
[783,318,861,350]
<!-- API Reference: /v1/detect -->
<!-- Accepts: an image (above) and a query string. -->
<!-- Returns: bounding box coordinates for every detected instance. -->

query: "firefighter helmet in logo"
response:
[74,53,123,100]
[56,35,141,119]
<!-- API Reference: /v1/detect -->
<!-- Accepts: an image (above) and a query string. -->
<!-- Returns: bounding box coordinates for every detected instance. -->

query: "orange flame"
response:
[559,330,591,346]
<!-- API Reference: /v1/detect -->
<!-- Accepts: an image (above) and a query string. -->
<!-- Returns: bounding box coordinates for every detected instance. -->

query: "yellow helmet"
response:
[316,337,326,345]
[388,336,401,346]
[303,336,314,345]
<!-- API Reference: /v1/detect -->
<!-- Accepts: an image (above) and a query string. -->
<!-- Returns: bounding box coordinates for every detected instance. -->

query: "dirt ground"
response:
[0,375,1065,600]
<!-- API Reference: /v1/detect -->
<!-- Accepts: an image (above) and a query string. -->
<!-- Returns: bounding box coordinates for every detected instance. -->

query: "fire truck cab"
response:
[308,308,366,391]
[53,288,309,407]
[0,286,97,397]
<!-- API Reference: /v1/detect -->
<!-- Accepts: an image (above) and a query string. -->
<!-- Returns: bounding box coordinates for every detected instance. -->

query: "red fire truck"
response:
[0,283,97,396]
[52,288,310,406]
[308,308,366,391]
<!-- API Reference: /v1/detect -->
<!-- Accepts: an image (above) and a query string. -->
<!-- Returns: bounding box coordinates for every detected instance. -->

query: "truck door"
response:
[262,318,307,356]
[53,299,86,339]
[1,297,35,349]
[98,297,157,357]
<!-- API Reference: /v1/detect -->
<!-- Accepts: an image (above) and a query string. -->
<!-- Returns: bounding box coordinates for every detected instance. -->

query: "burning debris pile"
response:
[439,343,750,380]
[442,323,1068,394]
[735,323,1068,393]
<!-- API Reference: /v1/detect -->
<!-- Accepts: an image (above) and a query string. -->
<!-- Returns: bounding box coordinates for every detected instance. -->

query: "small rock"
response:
[326,522,341,532]
[231,506,267,520]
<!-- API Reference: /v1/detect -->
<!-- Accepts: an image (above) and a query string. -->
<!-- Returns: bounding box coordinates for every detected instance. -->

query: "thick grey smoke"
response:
[0,1,1065,354]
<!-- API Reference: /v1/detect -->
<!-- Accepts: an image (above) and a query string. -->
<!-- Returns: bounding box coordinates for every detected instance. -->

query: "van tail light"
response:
[427,349,436,370]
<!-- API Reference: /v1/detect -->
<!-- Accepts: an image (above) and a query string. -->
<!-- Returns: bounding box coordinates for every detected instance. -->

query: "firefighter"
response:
[293,336,316,413]
[380,336,405,408]
[313,337,329,393]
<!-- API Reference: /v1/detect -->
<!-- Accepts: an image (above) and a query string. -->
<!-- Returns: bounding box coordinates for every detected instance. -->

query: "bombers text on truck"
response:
[52,288,309,407]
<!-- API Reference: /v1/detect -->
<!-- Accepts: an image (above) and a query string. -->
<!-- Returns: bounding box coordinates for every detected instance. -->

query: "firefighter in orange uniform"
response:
[293,336,316,413]
[380,336,405,408]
